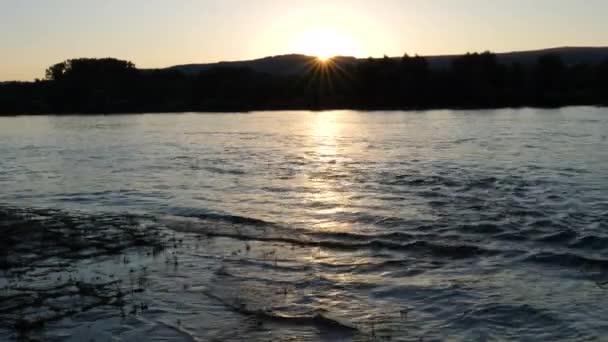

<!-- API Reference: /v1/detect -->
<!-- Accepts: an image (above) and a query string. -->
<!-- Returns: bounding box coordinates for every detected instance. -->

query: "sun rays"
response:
[300,56,353,97]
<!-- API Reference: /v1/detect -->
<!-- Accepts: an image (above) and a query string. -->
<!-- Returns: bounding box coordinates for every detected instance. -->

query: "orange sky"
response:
[1,0,608,80]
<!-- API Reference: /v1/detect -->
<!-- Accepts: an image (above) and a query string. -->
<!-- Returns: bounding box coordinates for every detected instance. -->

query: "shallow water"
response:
[1,108,608,341]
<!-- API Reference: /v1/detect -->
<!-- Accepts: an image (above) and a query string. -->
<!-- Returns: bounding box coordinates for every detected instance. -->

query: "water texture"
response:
[1,108,607,341]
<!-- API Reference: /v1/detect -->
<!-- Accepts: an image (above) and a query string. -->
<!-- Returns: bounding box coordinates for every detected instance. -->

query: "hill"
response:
[165,47,608,76]
[2,47,608,114]
[166,54,358,76]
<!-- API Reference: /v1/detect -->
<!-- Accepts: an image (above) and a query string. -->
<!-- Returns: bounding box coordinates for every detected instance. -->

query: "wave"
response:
[407,240,498,259]
[569,235,608,250]
[202,166,246,175]
[456,303,566,333]
[525,251,608,271]
[308,230,419,243]
[164,215,499,259]
[200,289,358,334]
[535,230,578,243]
[167,208,273,227]
[381,174,461,187]
[459,223,503,234]
[318,211,428,230]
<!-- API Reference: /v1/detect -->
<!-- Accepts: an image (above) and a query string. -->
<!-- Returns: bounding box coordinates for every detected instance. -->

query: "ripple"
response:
[525,251,608,272]
[2,109,608,340]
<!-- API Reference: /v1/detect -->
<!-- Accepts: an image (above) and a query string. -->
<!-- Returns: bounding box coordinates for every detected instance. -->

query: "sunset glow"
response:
[2,0,608,81]
[289,28,362,60]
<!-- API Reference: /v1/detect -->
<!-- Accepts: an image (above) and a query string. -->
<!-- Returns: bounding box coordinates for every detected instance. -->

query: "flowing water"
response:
[1,108,608,341]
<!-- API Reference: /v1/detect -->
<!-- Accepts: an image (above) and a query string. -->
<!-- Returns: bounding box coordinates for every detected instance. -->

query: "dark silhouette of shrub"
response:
[1,53,608,114]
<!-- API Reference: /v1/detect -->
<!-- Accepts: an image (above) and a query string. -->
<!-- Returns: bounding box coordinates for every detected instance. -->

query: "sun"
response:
[317,55,331,63]
[290,28,361,60]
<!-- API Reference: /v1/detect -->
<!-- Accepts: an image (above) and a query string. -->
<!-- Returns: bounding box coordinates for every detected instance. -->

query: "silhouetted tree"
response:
[45,58,136,82]
[400,54,430,105]
[533,54,565,105]
[2,52,608,114]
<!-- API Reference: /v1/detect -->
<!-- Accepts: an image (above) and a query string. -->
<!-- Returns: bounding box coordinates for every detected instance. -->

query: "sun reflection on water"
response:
[303,113,354,232]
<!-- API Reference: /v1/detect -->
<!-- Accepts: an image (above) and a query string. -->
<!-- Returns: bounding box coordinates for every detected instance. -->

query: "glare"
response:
[290,28,362,59]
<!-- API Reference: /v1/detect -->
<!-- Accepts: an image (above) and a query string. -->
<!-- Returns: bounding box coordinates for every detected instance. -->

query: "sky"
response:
[1,0,608,81]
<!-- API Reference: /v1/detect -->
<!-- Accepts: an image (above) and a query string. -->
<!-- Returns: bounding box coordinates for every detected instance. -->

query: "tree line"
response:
[1,52,607,114]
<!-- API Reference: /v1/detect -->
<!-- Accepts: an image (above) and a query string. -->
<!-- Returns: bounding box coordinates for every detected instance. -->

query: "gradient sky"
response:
[2,0,608,81]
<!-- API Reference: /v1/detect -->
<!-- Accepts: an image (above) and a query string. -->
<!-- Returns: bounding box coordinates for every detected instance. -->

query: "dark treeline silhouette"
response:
[1,52,608,114]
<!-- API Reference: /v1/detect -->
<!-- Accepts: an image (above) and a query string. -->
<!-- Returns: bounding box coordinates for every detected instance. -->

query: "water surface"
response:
[1,108,608,341]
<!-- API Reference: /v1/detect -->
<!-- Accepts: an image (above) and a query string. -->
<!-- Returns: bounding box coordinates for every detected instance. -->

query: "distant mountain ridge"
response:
[165,47,608,76]
[167,54,357,76]
[3,46,608,114]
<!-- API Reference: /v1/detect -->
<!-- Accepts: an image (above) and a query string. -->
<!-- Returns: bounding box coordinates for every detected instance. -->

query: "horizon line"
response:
[2,45,608,82]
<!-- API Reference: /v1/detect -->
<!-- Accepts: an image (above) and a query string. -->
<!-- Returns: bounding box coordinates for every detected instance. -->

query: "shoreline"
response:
[1,103,606,116]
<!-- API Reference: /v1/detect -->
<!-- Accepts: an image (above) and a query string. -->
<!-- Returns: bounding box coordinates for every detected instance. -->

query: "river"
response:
[1,108,607,341]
